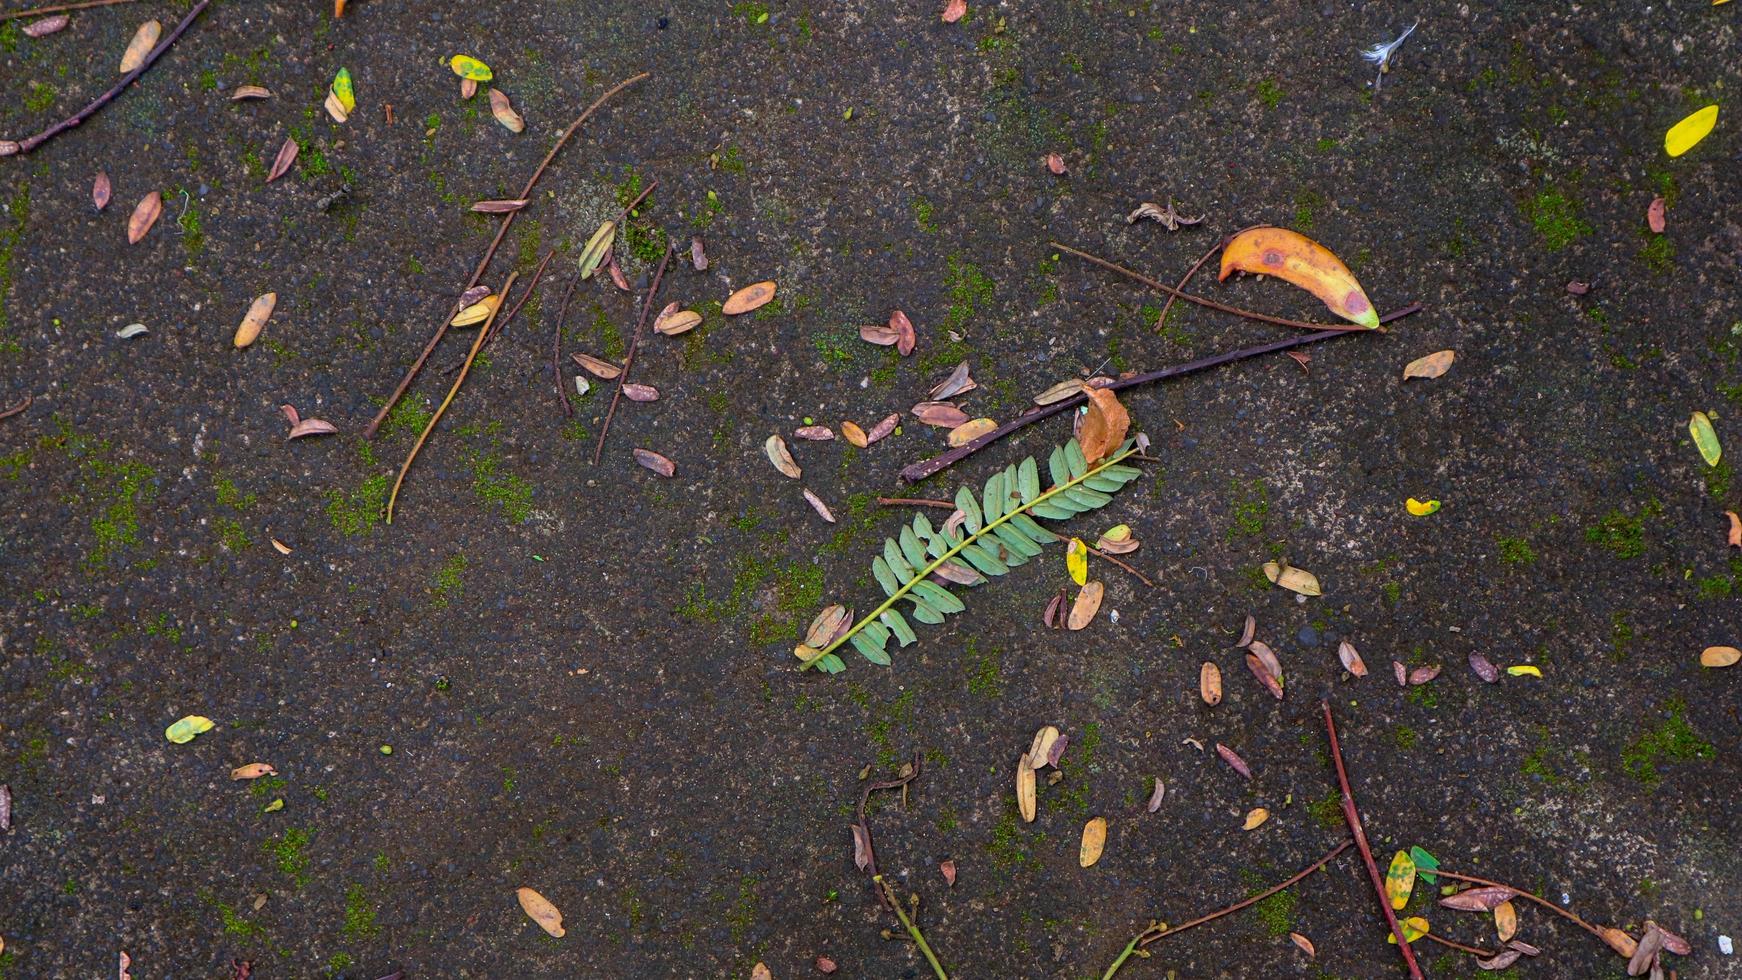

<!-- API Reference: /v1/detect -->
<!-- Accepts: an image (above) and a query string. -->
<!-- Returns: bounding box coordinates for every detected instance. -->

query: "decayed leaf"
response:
[941,0,967,22]
[127,191,162,244]
[1079,817,1107,867]
[1387,917,1430,944]
[572,353,622,379]
[1096,524,1138,554]
[23,14,69,37]
[1200,661,1222,705]
[516,887,565,937]
[865,413,900,444]
[889,310,916,356]
[288,418,337,439]
[1028,726,1062,766]
[1507,939,1541,957]
[1034,378,1084,405]
[1440,886,1516,911]
[1600,927,1639,959]
[1403,350,1455,380]
[1494,900,1517,941]
[940,859,957,885]
[1125,201,1204,231]
[271,538,292,555]
[578,221,616,279]
[1646,196,1666,233]
[233,293,277,349]
[1078,388,1130,465]
[1016,753,1037,822]
[1385,851,1416,910]
[1339,639,1368,676]
[794,426,833,441]
[1242,807,1269,830]
[1066,537,1088,586]
[1045,152,1066,174]
[1408,664,1441,686]
[231,763,277,780]
[330,67,355,114]
[1220,226,1380,329]
[632,448,675,477]
[860,323,899,346]
[1216,743,1251,779]
[1689,411,1721,466]
[947,418,996,447]
[802,489,836,523]
[119,19,161,74]
[765,435,801,479]
[1469,651,1500,683]
[470,199,529,214]
[623,384,659,402]
[750,964,772,980]
[490,88,525,133]
[1042,591,1065,628]
[1393,661,1409,686]
[1726,511,1741,548]
[266,137,299,183]
[690,236,708,271]
[654,305,702,336]
[165,715,214,744]
[0,784,7,831]
[1245,652,1284,699]
[1237,615,1256,648]
[1700,646,1741,668]
[850,822,871,871]
[1628,922,1665,976]
[92,171,111,210]
[1290,933,1316,957]
[1146,777,1165,812]
[450,55,494,81]
[912,401,969,428]
[1656,925,1690,956]
[230,85,272,101]
[840,421,868,448]
[724,281,777,315]
[323,91,349,124]
[1067,581,1103,630]
[929,361,975,400]
[1478,950,1522,971]
[1664,104,1718,157]
[1262,561,1321,596]
[931,560,982,586]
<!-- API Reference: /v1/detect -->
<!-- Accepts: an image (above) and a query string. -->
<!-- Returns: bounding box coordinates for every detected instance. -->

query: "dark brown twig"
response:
[551,270,583,418]
[0,0,208,157]
[364,71,649,438]
[0,393,31,421]
[900,301,1420,484]
[0,0,136,24]
[1155,227,1261,332]
[1422,933,1500,959]
[486,248,556,342]
[1432,869,1608,940]
[593,243,671,464]
[1322,701,1423,979]
[1136,840,1351,948]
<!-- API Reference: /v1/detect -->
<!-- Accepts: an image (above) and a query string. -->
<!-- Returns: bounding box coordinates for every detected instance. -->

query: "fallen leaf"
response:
[23,14,68,37]
[1,783,11,831]
[1469,652,1500,683]
[1646,196,1666,233]
[929,361,975,400]
[1216,743,1251,779]
[866,414,900,444]
[840,421,868,448]
[92,171,111,210]
[334,0,346,16]
[451,295,500,327]
[1067,581,1103,630]
[1494,900,1518,941]
[889,309,916,356]
[1393,660,1409,686]
[930,560,982,586]
[911,401,970,428]
[940,859,957,885]
[802,489,836,524]
[1242,807,1269,830]
[1726,511,1740,548]
[1248,641,1284,688]
[1406,497,1441,516]
[724,281,777,315]
[1237,615,1256,648]
[1478,950,1522,971]
[1245,652,1284,699]
[751,963,771,980]
[1506,939,1541,957]
[1408,665,1441,685]
[1700,646,1740,668]
[288,419,337,440]
[490,88,525,133]
[1262,561,1321,596]
[1079,817,1107,867]
[1387,917,1430,944]
[1505,665,1542,678]
[1126,200,1204,231]
[765,435,801,479]
[271,538,292,555]
[234,293,277,349]
[1339,639,1368,676]
[231,763,276,780]
[1664,104,1718,157]
[119,19,161,74]
[1290,933,1316,957]
[578,221,616,279]
[1410,846,1439,884]
[230,85,272,101]
[323,90,349,124]
[330,67,355,114]
[1042,590,1065,628]
[165,715,214,744]
[1285,350,1311,373]
[1403,350,1455,380]
[633,448,675,477]
[623,384,659,402]
[941,0,967,22]
[1033,378,1084,405]
[1146,777,1165,812]
[860,323,899,346]
[1066,537,1089,586]
[1629,921,1665,975]
[266,137,299,183]
[470,199,529,214]
[947,418,996,447]
[1078,388,1131,465]
[1600,927,1639,959]
[516,887,565,937]
[127,191,162,244]
[1220,226,1380,329]
[1028,726,1062,766]
[1566,280,1591,295]
[653,306,702,336]
[1656,925,1690,956]
[116,323,148,340]
[850,822,871,871]
[1045,152,1066,174]
[450,54,493,82]
[1095,525,1138,554]
[572,353,622,379]
[1440,886,1516,911]
[1689,411,1721,466]
[1200,661,1223,704]
[1386,851,1416,910]
[117,950,126,979]
[816,955,837,974]
[1016,753,1037,822]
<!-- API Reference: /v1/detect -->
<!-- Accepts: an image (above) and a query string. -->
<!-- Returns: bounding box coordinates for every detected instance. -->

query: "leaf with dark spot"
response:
[92,171,111,210]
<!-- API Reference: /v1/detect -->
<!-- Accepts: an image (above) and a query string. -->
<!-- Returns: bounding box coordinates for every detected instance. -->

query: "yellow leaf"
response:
[1242,807,1269,830]
[578,221,616,280]
[1263,561,1322,596]
[516,887,565,937]
[1016,753,1037,822]
[1690,411,1722,466]
[165,715,214,744]
[1665,104,1718,157]
[1494,900,1518,942]
[1405,498,1441,516]
[1699,646,1740,668]
[1079,816,1107,867]
[946,417,997,447]
[450,295,499,327]
[330,68,355,114]
[1220,226,1380,329]
[1385,851,1416,910]
[1387,916,1430,944]
[450,55,494,82]
[1066,537,1088,586]
[234,292,277,349]
[1505,665,1542,678]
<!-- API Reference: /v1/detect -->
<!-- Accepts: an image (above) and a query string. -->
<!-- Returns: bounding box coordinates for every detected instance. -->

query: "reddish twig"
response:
[551,270,582,418]
[363,71,649,438]
[1432,869,1609,940]
[593,243,671,465]
[0,393,31,421]
[487,247,556,342]
[0,0,136,23]
[1155,227,1262,333]
[899,301,1419,484]
[0,0,208,157]
[1136,840,1351,947]
[1322,701,1423,978]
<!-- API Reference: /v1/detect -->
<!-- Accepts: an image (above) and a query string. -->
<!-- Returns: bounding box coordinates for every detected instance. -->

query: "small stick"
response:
[0,0,208,157]
[873,875,948,980]
[877,497,953,508]
[1155,227,1261,332]
[1422,932,1500,959]
[385,271,518,525]
[363,72,649,438]
[486,247,556,342]
[1432,868,1609,940]
[551,270,582,418]
[0,0,136,23]
[1322,701,1423,979]
[1078,541,1154,588]
[611,180,657,224]
[0,393,31,421]
[593,243,671,464]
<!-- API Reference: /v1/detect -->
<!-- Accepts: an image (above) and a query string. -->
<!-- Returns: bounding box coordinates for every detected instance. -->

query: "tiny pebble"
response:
[1719,935,1733,955]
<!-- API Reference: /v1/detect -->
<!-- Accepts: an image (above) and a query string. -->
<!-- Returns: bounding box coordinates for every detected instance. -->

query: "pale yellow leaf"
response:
[1079,816,1107,867]
[1665,104,1718,157]
[1067,581,1103,630]
[119,19,160,74]
[1402,349,1455,380]
[516,887,565,937]
[234,293,277,349]
[1066,537,1088,586]
[1242,807,1269,830]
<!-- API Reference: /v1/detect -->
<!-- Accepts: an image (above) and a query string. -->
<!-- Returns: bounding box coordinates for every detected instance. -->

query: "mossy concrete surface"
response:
[1,2,1739,977]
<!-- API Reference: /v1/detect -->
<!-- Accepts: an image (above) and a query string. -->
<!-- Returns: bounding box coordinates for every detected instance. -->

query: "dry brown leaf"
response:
[230,763,277,780]
[1478,950,1522,972]
[1016,752,1037,822]
[1042,590,1065,628]
[1700,646,1741,668]
[1216,743,1251,779]
[266,137,298,183]
[1242,807,1269,830]
[802,488,836,524]
[1079,816,1107,867]
[288,418,337,439]
[1566,280,1591,295]
[1028,725,1062,766]
[1407,664,1441,685]
[947,418,996,447]
[271,538,292,555]
[941,0,967,22]
[1285,350,1311,373]
[516,887,565,937]
[1245,652,1284,700]
[724,280,777,315]
[127,191,161,244]
[890,309,916,356]
[92,171,111,211]
[1628,922,1664,976]
[470,199,529,214]
[1440,886,1517,911]
[1469,651,1500,683]
[23,14,69,37]
[490,88,525,133]
[1067,581,1103,630]
[1262,561,1321,596]
[930,560,982,586]
[119,19,161,74]
[1045,152,1066,174]
[460,77,477,100]
[1078,388,1130,465]
[928,361,976,400]
[1290,933,1316,957]
[572,353,622,379]
[866,413,900,444]
[912,401,970,428]
[230,85,272,101]
[689,236,708,271]
[1095,528,1138,554]
[1402,350,1456,381]
[1646,196,1666,234]
[794,426,833,441]
[1247,640,1283,681]
[653,305,701,336]
[1726,511,1740,548]
[1339,639,1368,676]
[840,421,868,448]
[1033,378,1084,405]
[1600,927,1638,959]
[234,293,276,349]
[607,251,630,291]
[1494,901,1518,942]
[751,963,772,980]
[1393,660,1409,686]
[323,90,349,123]
[940,859,957,886]
[1199,661,1222,705]
[860,323,900,346]
[765,434,801,479]
[633,448,675,477]
[623,383,659,402]
[1237,615,1256,648]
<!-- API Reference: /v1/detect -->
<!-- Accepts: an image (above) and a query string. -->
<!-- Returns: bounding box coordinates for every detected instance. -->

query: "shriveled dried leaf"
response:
[1126,201,1204,231]
[654,305,702,336]
[489,88,525,133]
[578,221,616,279]
[1439,886,1517,911]
[1727,511,1741,548]
[912,401,970,428]
[1469,651,1500,682]
[0,783,8,832]
[724,280,777,315]
[230,85,272,101]
[234,293,277,349]
[470,199,529,214]
[860,323,900,346]
[1628,922,1665,976]
[794,426,833,441]
[1478,950,1522,971]
[1402,350,1456,380]
[1245,653,1284,699]
[1407,664,1441,686]
[119,19,161,74]
[1146,777,1165,812]
[1242,807,1269,830]
[1339,639,1368,676]
[1067,581,1103,630]
[866,413,900,444]
[929,361,976,400]
[23,14,68,37]
[1216,743,1251,779]
[1079,817,1107,867]
[1494,900,1517,941]
[850,822,872,871]
[1702,646,1742,668]
[1200,661,1222,705]
[1045,152,1066,174]
[1285,350,1311,373]
[804,605,849,649]
[1078,388,1130,465]
[632,448,674,477]
[765,435,801,479]
[1290,933,1316,957]
[623,383,659,403]
[288,419,337,440]
[840,421,868,447]
[92,171,111,210]
[1566,280,1591,295]
[940,859,956,885]
[1028,726,1062,766]
[271,538,292,555]
[458,285,491,307]
[572,353,622,379]
[802,489,836,524]
[1016,753,1037,822]
[1043,590,1065,628]
[1237,615,1256,648]
[231,763,277,780]
[1646,196,1666,234]
[323,91,349,124]
[1600,927,1639,959]
[516,887,565,937]
[1657,925,1690,956]
[1507,939,1542,957]
[941,0,967,22]
[1247,640,1283,683]
[947,418,996,447]
[1262,561,1321,596]
[930,560,982,586]
[690,236,708,270]
[267,137,299,183]
[127,191,162,244]
[1034,378,1084,405]
[890,309,916,356]
[1393,660,1409,686]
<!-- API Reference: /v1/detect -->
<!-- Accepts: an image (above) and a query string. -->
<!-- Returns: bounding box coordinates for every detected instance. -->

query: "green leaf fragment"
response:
[449,54,494,81]
[872,556,901,597]
[165,715,214,744]
[851,632,892,664]
[913,580,965,613]
[1690,411,1722,467]
[1048,446,1070,487]
[884,539,913,579]
[957,485,983,533]
[1409,846,1440,884]
[331,68,356,113]
[899,526,928,570]
[880,609,917,646]
[1065,440,1088,479]
[983,470,1007,521]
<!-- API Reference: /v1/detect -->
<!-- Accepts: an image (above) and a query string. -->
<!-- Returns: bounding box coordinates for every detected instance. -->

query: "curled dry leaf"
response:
[92,171,111,211]
[230,85,272,101]
[0,783,8,832]
[632,448,675,477]
[1042,590,1065,628]
[1628,922,1665,976]
[578,221,616,279]
[1095,525,1138,554]
[1242,807,1269,830]
[653,305,702,336]
[1034,378,1084,405]
[127,191,162,244]
[890,309,916,356]
[1469,651,1500,682]
[859,323,899,346]
[1220,226,1380,329]
[1078,388,1130,465]
[516,887,565,937]
[1339,639,1368,676]
[1067,581,1103,630]
[941,0,967,22]
[23,15,69,38]
[490,88,525,133]
[267,137,299,183]
[1402,350,1456,380]
[840,421,868,448]
[116,323,148,340]
[1393,660,1408,686]
[689,236,708,271]
[765,435,801,479]
[866,413,900,444]
[1290,933,1316,957]
[850,822,871,871]
[802,488,836,524]
[929,360,976,400]
[603,253,626,292]
[1726,510,1740,548]
[622,383,659,402]
[912,401,970,428]
[724,280,777,315]
[1440,886,1517,911]
[234,293,277,349]
[1262,560,1321,596]
[271,538,292,555]
[452,295,500,327]
[119,19,161,74]
[1126,201,1204,231]
[940,859,957,886]
[1215,743,1251,779]
[1237,615,1256,648]
[1507,939,1542,957]
[1656,925,1690,957]
[1247,640,1282,682]
[457,285,490,308]
[572,353,622,379]
[1079,816,1107,867]
[1199,662,1222,705]
[1478,950,1522,972]
[1045,152,1066,174]
[323,91,349,124]
[1700,646,1741,668]
[287,419,337,440]
[1016,753,1037,822]
[1245,652,1284,699]
[1494,900,1518,942]
[1146,777,1165,812]
[1646,196,1666,234]
[231,763,277,780]
[470,199,529,214]
[1407,664,1441,686]
[947,418,996,447]
[794,426,833,441]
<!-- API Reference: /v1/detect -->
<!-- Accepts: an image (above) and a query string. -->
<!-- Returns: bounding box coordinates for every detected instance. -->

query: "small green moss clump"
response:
[430,554,466,608]
[1495,535,1537,565]
[465,448,533,524]
[341,883,380,938]
[1226,477,1269,539]
[1621,697,1713,785]
[1524,189,1590,251]
[1255,78,1283,109]
[1585,500,1659,559]
[1638,235,1676,273]
[1393,726,1418,750]
[265,827,313,886]
[327,474,388,536]
[1252,882,1296,936]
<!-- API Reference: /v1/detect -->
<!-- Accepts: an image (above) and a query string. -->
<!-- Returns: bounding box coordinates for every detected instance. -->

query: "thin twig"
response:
[1422,932,1500,959]
[899,300,1419,484]
[1155,227,1261,332]
[611,180,657,224]
[487,247,556,342]
[1433,869,1609,940]
[593,243,671,465]
[0,0,208,157]
[551,270,582,418]
[385,271,518,525]
[1322,702,1423,979]
[0,0,136,23]
[0,393,31,421]
[873,875,949,980]
[1079,541,1154,588]
[363,71,649,438]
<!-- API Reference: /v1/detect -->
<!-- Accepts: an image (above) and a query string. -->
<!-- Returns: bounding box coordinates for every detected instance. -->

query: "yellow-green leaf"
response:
[1387,916,1430,944]
[1690,411,1721,467]
[578,221,616,280]
[165,715,214,744]
[450,54,494,82]
[1405,498,1440,516]
[1664,104,1718,157]
[1505,665,1542,678]
[1386,851,1416,910]
[330,68,355,114]
[1066,537,1088,586]
[262,798,284,813]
